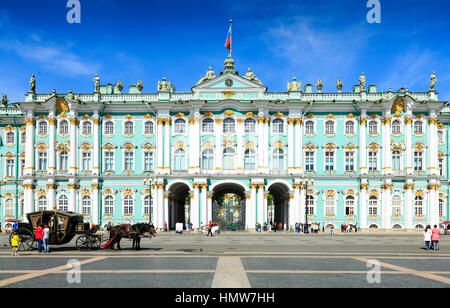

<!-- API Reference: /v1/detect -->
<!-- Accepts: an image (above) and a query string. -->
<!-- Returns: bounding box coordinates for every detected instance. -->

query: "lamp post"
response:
[143,177,154,224]
[303,178,314,234]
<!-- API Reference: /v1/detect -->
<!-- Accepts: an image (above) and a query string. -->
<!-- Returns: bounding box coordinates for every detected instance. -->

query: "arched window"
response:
[345,196,355,216]
[5,199,14,217]
[345,121,355,135]
[174,119,186,134]
[392,120,401,134]
[144,195,152,217]
[174,148,186,170]
[392,150,401,171]
[201,149,214,170]
[123,195,134,216]
[244,148,256,170]
[272,148,285,170]
[38,196,47,211]
[244,118,256,133]
[369,196,378,216]
[272,119,284,133]
[325,195,335,216]
[104,121,114,135]
[144,121,154,135]
[223,147,235,170]
[38,121,48,135]
[6,132,14,144]
[59,120,69,135]
[325,120,335,134]
[59,151,68,171]
[305,121,314,135]
[124,121,134,135]
[58,195,68,211]
[223,118,235,133]
[82,196,92,216]
[202,118,214,133]
[368,121,378,134]
[392,195,402,216]
[414,120,423,134]
[414,196,424,216]
[82,121,92,135]
[104,195,114,216]
[306,195,315,216]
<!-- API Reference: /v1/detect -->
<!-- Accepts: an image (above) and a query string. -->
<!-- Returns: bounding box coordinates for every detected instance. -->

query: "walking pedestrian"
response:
[330,225,335,237]
[11,231,20,256]
[35,224,44,253]
[432,225,440,251]
[424,225,432,250]
[43,225,50,253]
[207,221,213,237]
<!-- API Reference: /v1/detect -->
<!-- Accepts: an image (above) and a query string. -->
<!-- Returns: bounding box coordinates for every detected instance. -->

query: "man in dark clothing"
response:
[207,221,213,237]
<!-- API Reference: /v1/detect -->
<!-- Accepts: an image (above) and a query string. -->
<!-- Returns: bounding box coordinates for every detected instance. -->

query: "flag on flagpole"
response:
[225,21,232,52]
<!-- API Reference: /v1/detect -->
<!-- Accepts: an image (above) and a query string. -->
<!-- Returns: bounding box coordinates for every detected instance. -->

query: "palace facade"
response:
[0,56,448,231]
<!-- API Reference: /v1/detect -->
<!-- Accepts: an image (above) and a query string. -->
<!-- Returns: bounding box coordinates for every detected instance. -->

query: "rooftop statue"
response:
[287,77,301,92]
[359,72,366,90]
[430,71,436,91]
[196,67,216,85]
[116,80,124,93]
[93,74,100,93]
[316,78,323,92]
[67,89,74,101]
[336,78,343,93]
[1,94,8,106]
[243,68,262,85]
[136,80,144,93]
[29,74,36,93]
[158,77,172,93]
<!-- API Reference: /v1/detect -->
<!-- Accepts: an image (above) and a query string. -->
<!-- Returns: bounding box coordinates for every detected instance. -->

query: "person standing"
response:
[207,221,213,237]
[11,231,20,256]
[35,224,44,253]
[432,225,441,251]
[43,225,50,253]
[424,225,432,250]
[330,225,335,237]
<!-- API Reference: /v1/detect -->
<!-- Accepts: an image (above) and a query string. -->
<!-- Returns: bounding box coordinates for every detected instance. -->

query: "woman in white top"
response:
[43,225,50,253]
[424,225,432,250]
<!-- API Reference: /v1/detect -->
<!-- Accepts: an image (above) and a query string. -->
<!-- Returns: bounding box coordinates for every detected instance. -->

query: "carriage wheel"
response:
[10,228,35,251]
[90,236,102,250]
[76,235,91,250]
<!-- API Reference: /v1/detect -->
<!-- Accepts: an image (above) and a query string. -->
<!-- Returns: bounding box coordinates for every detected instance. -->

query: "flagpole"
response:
[229,19,232,57]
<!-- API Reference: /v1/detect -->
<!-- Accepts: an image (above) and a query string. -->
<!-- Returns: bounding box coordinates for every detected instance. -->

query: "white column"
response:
[263,191,268,224]
[236,119,244,172]
[257,116,264,173]
[191,185,200,229]
[359,182,368,229]
[68,182,78,212]
[163,119,170,174]
[257,185,265,224]
[200,184,208,225]
[381,184,392,229]
[293,183,301,224]
[288,193,295,230]
[288,118,294,174]
[428,113,438,176]
[263,118,269,173]
[207,191,213,224]
[92,183,99,224]
[156,119,164,174]
[156,183,164,229]
[360,113,368,175]
[299,183,306,224]
[24,115,35,177]
[295,119,303,175]
[48,116,56,175]
[248,184,257,228]
[68,115,78,176]
[164,192,169,229]
[188,115,201,174]
[23,183,35,220]
[92,113,100,176]
[405,182,414,229]
[47,183,56,210]
[215,119,222,172]
[381,115,392,176]
[405,115,413,175]
[429,183,440,227]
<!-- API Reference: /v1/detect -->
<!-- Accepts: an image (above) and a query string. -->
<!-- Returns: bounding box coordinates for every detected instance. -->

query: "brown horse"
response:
[106,223,156,250]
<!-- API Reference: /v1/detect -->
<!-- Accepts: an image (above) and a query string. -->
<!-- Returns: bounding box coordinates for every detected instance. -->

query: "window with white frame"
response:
[392,150,401,171]
[144,195,152,217]
[124,121,134,135]
[104,151,114,171]
[325,120,335,135]
[244,118,256,133]
[368,196,378,216]
[6,132,14,145]
[306,195,315,216]
[439,157,444,176]
[174,148,186,170]
[38,151,47,171]
[439,199,444,217]
[201,149,214,170]
[223,147,235,170]
[345,151,355,172]
[20,132,26,144]
[38,121,48,135]
[272,119,284,134]
[414,120,423,135]
[368,121,378,134]
[82,121,92,135]
[82,151,92,172]
[345,121,355,135]
[20,158,25,177]
[124,151,134,171]
[123,194,134,215]
[392,195,402,216]
[244,148,256,170]
[414,151,423,172]
[345,196,355,216]
[305,150,315,171]
[174,119,186,134]
[82,196,92,216]
[59,120,69,135]
[392,120,402,134]
[6,157,14,177]
[438,130,444,144]
[305,121,314,135]
[104,195,114,216]
[104,121,114,135]
[5,199,14,217]
[325,151,335,172]
[223,118,235,134]
[58,195,68,211]
[59,151,69,172]
[144,121,154,135]
[202,118,214,133]
[272,148,285,170]
[144,151,154,172]
[325,195,335,216]
[368,151,378,172]
[38,196,47,211]
[414,196,424,216]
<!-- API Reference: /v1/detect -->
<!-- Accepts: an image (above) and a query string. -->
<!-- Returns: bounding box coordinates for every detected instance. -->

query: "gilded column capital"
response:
[404,184,414,190]
[46,184,57,190]
[92,118,100,126]
[381,184,393,190]
[163,118,171,125]
[382,117,392,125]
[156,184,165,189]
[360,117,368,125]
[24,118,36,127]
[236,118,245,124]
[257,116,265,124]
[427,184,440,190]
[68,184,80,190]
[249,184,258,189]
[48,118,57,126]
[295,118,303,125]
[91,184,100,190]
[428,117,438,125]
[23,184,35,190]
[404,117,413,125]
[360,184,369,190]
[68,118,79,126]
[287,118,295,125]
[215,118,223,124]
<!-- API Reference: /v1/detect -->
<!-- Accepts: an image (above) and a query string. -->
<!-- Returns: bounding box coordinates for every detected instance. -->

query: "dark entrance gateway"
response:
[212,183,246,231]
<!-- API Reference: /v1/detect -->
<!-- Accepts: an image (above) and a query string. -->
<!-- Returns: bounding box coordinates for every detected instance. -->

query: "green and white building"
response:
[0,56,448,231]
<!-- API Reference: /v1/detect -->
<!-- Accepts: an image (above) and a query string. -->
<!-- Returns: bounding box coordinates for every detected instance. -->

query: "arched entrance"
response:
[267,182,290,229]
[168,182,191,230]
[212,182,246,231]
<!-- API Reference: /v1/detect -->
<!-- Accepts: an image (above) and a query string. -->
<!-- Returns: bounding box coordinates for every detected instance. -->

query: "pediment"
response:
[192,73,267,92]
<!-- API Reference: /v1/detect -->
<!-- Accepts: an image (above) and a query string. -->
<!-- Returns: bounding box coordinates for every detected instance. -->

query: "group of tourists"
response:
[423,225,441,250]
[255,221,285,232]
[10,224,50,256]
[340,224,358,233]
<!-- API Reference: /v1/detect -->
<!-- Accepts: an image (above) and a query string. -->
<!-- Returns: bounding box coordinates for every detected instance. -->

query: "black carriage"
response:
[10,210,106,251]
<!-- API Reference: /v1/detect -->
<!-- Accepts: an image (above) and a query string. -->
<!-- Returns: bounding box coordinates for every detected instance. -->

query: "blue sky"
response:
[0,0,449,103]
